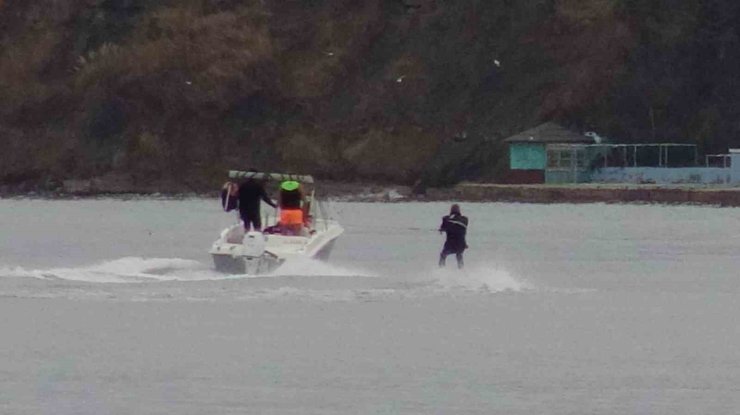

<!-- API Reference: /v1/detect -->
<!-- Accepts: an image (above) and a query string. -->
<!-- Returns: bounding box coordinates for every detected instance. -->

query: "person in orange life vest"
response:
[279,181,304,235]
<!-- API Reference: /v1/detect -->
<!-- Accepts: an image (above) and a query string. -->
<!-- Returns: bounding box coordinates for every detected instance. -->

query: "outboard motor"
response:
[242,231,267,258]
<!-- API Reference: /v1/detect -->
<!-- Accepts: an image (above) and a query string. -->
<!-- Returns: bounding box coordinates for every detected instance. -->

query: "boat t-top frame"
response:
[229,170,314,184]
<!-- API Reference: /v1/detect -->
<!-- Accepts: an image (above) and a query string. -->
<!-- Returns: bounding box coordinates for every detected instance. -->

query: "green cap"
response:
[280,181,300,191]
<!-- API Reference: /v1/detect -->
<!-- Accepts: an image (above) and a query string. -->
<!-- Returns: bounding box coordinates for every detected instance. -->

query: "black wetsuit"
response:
[439,213,468,269]
[238,180,276,230]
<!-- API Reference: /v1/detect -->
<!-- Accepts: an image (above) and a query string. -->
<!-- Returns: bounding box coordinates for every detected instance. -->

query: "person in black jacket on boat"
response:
[238,172,277,231]
[438,204,468,269]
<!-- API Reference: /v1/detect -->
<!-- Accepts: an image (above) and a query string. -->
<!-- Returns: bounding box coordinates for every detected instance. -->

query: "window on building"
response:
[576,149,587,168]
[548,147,588,170]
[559,151,572,167]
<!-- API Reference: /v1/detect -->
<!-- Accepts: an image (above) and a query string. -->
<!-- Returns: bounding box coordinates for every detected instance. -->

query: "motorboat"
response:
[209,170,344,274]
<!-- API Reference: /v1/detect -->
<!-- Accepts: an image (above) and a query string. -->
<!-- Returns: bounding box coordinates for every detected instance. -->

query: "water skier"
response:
[438,204,468,269]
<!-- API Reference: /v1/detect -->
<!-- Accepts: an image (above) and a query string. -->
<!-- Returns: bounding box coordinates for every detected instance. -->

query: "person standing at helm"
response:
[438,204,468,269]
[279,180,304,235]
[238,171,277,231]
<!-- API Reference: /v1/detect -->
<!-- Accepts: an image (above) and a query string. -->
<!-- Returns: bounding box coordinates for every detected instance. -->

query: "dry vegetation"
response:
[1,0,740,191]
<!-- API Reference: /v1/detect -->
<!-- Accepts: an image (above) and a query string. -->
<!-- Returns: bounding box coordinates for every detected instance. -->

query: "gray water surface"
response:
[1,199,740,414]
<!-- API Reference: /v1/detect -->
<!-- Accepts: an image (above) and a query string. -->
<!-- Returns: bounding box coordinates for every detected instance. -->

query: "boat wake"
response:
[0,256,374,284]
[0,257,220,283]
[271,256,375,278]
[0,258,529,302]
[427,264,532,294]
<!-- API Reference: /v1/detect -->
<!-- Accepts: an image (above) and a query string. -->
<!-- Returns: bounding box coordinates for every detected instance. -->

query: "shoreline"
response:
[426,183,740,207]
[3,181,740,206]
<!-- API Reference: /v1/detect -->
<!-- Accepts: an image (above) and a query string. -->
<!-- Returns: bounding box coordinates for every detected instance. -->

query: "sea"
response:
[1,198,740,414]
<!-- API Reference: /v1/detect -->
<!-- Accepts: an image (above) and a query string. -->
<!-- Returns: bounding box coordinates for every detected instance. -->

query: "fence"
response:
[541,143,740,185]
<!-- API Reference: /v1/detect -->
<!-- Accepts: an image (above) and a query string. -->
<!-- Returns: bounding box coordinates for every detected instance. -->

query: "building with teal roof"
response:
[504,122,599,184]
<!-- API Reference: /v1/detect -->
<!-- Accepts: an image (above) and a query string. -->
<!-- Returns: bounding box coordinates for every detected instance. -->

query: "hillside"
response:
[2,0,740,192]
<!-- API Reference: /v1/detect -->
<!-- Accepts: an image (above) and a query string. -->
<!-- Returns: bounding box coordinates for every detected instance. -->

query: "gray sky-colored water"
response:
[1,199,740,414]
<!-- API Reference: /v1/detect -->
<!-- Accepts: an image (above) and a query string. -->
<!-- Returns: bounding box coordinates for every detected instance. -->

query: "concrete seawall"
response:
[425,184,740,206]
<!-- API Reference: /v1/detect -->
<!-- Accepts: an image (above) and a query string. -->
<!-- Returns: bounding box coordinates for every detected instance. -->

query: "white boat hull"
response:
[209,220,343,275]
[211,252,283,275]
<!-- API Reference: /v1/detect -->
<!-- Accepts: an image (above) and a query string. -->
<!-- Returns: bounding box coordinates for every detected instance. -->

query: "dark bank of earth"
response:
[3,1,740,189]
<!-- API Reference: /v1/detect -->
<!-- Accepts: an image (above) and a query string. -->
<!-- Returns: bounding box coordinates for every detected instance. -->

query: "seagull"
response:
[185,81,192,85]
[494,59,501,67]
[396,75,405,83]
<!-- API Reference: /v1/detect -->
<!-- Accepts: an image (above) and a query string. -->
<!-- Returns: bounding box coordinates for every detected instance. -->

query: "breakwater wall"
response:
[425,184,740,206]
